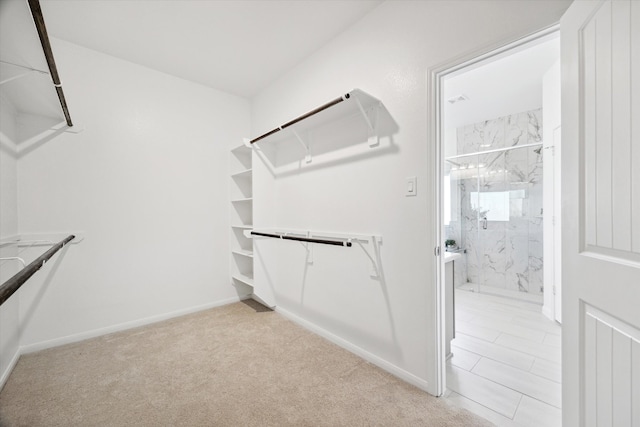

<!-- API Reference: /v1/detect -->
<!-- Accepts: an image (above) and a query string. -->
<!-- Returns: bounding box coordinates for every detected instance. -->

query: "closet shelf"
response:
[231,144,251,154]
[231,225,253,229]
[232,273,253,287]
[232,249,253,258]
[245,88,383,162]
[1,0,73,127]
[231,169,252,178]
[231,198,253,203]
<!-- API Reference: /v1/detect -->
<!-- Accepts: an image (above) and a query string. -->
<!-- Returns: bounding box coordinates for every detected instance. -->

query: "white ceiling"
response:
[444,34,560,130]
[39,0,382,99]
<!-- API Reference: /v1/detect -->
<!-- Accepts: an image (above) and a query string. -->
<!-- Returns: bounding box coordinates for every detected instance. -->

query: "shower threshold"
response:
[457,283,543,305]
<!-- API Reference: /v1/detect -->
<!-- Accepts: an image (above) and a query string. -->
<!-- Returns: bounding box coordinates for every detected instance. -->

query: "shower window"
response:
[469,190,509,221]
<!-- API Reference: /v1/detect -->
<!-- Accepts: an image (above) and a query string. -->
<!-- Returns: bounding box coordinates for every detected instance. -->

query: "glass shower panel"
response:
[449,154,482,291]
[445,143,543,297]
[467,144,544,296]
[475,150,508,291]
[505,145,532,293]
[506,144,544,295]
[447,107,544,300]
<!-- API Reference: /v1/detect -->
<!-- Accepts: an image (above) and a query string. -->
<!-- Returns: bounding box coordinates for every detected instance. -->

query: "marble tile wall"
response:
[446,109,543,296]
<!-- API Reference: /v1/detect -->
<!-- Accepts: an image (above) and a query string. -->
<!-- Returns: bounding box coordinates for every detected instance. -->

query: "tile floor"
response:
[443,289,562,426]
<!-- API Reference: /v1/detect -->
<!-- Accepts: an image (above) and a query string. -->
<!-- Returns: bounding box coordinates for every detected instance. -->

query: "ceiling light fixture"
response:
[447,94,469,104]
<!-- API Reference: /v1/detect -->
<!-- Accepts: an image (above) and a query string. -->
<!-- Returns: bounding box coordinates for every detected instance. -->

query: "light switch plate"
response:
[406,176,417,196]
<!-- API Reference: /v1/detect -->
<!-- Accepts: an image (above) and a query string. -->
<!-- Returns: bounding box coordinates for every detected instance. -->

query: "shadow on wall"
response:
[0,132,18,159]
[18,245,70,340]
[252,242,278,307]
[276,293,403,364]
[0,115,69,159]
[17,118,70,159]
[257,236,401,363]
[254,100,399,178]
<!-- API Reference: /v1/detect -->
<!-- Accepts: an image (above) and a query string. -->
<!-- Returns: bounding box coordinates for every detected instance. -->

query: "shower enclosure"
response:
[444,109,544,302]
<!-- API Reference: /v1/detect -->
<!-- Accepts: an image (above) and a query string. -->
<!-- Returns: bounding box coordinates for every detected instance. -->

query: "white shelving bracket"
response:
[0,70,35,86]
[302,231,314,264]
[353,235,383,279]
[243,137,252,148]
[290,128,312,163]
[354,96,380,148]
[0,60,49,86]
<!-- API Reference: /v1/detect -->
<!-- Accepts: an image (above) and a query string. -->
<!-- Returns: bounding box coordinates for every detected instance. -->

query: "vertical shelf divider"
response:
[229,144,254,292]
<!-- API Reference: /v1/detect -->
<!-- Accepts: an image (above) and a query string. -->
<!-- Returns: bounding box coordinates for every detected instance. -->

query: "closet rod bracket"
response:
[0,70,36,86]
[0,257,26,268]
[352,235,382,279]
[290,128,312,163]
[354,97,380,147]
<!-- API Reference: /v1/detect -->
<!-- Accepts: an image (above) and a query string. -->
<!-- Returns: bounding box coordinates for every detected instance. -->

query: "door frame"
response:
[427,23,560,396]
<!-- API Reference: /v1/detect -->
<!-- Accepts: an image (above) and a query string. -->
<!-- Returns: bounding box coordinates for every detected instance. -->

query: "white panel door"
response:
[561,1,640,425]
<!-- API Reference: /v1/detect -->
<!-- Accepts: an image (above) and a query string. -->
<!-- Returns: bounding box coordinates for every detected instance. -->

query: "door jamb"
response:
[427,23,560,396]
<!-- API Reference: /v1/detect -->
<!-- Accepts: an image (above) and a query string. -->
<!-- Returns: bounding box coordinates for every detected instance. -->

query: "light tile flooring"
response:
[443,289,562,426]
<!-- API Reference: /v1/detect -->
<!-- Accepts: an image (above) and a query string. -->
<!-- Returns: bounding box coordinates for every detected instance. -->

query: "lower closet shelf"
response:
[232,274,253,287]
[232,249,253,258]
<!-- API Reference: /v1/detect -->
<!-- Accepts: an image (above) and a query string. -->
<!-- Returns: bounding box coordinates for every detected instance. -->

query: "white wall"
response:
[0,96,21,388]
[15,38,251,350]
[0,97,18,239]
[251,0,572,394]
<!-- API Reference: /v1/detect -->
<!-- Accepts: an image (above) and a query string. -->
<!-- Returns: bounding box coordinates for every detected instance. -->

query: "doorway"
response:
[433,27,563,425]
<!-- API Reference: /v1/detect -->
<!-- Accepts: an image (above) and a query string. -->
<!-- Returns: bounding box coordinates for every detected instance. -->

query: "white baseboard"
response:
[275,306,431,393]
[0,348,21,392]
[542,304,554,322]
[21,296,244,354]
[0,234,20,246]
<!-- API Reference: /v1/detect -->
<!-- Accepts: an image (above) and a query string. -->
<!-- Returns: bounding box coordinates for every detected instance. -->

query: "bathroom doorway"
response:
[434,28,563,425]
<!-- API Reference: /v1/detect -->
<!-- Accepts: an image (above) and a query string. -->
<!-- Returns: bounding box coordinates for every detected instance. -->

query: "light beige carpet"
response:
[0,300,490,426]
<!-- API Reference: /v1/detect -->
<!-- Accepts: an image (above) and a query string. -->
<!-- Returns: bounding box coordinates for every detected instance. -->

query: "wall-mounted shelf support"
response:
[0,70,33,86]
[304,239,314,264]
[0,60,49,86]
[0,257,27,268]
[354,96,380,147]
[353,235,382,279]
[0,235,75,306]
[0,233,85,249]
[290,128,312,163]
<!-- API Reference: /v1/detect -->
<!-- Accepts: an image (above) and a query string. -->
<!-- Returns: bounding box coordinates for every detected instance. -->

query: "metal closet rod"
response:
[249,92,351,144]
[27,0,73,127]
[251,231,353,247]
[0,235,75,307]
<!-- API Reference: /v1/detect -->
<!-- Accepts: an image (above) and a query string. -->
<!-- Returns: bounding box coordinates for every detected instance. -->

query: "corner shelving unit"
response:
[229,144,253,292]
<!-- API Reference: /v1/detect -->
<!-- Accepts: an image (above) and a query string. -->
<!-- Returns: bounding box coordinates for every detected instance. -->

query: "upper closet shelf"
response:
[0,0,73,128]
[244,89,383,163]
